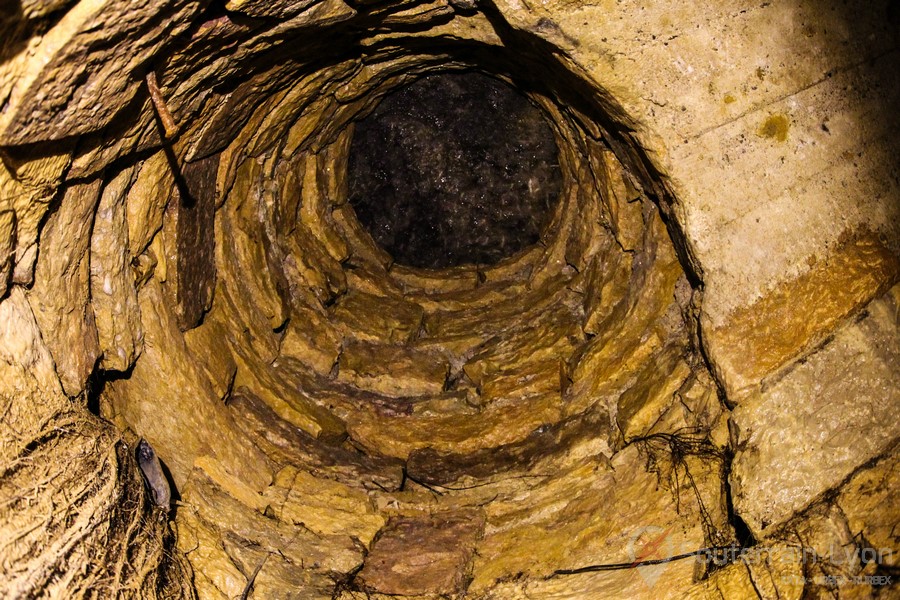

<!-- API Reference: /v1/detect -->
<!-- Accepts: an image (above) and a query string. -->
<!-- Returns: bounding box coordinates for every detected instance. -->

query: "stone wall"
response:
[0,1,897,598]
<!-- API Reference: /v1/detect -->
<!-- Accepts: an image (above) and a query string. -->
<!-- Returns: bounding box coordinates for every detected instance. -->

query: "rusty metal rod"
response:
[146,71,178,139]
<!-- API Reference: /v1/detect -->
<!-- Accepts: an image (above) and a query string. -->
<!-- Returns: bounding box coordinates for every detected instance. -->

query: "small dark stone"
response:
[347,72,562,270]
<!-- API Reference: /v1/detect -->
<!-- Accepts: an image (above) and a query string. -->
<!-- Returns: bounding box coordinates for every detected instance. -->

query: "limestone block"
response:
[246,77,326,160]
[390,263,481,296]
[582,244,632,336]
[469,444,709,594]
[67,95,162,181]
[161,24,305,150]
[278,305,342,375]
[227,388,403,492]
[274,354,419,423]
[126,151,174,258]
[333,201,396,270]
[270,157,302,237]
[731,284,900,536]
[231,343,348,444]
[224,0,323,23]
[377,0,454,28]
[564,178,609,274]
[421,276,564,337]
[338,339,449,397]
[0,287,66,439]
[431,272,568,330]
[405,407,611,488]
[479,358,563,406]
[216,217,286,361]
[260,80,324,156]
[0,0,201,145]
[183,315,238,401]
[566,325,663,418]
[263,465,385,544]
[598,146,643,253]
[345,387,561,459]
[105,281,270,490]
[297,144,350,262]
[192,455,270,515]
[0,148,73,286]
[357,511,484,597]
[702,232,899,402]
[28,180,102,397]
[331,289,424,343]
[408,389,477,418]
[284,225,348,307]
[463,298,584,391]
[184,69,287,163]
[317,128,352,207]
[479,244,544,286]
[616,343,692,442]
[90,167,143,371]
[176,469,364,600]
[527,186,579,291]
[836,447,900,569]
[343,262,405,300]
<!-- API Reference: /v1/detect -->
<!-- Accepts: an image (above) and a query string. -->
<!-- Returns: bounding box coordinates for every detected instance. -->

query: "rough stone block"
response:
[836,446,900,569]
[338,339,449,397]
[263,465,385,544]
[91,167,144,371]
[0,148,73,288]
[703,231,899,401]
[278,305,342,375]
[126,151,174,257]
[28,180,102,397]
[731,283,900,536]
[331,289,424,343]
[0,0,200,145]
[616,343,691,442]
[357,511,484,596]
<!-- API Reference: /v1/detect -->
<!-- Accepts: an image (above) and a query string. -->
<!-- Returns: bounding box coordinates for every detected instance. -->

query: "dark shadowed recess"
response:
[347,71,562,270]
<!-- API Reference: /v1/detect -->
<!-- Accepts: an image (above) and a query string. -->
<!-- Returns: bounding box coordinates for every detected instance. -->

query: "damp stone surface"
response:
[347,71,562,269]
[0,1,898,599]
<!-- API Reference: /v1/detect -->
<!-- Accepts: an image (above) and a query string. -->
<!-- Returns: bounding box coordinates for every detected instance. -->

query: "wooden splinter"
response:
[146,71,178,139]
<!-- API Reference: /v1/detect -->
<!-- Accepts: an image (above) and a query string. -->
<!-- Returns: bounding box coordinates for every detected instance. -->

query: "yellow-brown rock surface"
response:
[0,1,898,599]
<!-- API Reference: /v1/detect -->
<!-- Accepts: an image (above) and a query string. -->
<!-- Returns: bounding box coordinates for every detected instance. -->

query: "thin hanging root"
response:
[146,71,178,139]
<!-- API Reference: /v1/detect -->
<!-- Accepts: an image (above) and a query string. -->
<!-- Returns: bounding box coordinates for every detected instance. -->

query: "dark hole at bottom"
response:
[347,71,563,270]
